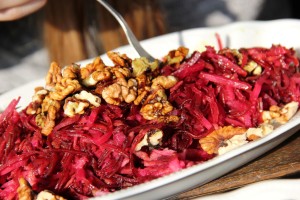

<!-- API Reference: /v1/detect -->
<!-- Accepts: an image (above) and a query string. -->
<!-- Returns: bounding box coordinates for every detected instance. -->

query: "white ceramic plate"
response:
[0,19,300,200]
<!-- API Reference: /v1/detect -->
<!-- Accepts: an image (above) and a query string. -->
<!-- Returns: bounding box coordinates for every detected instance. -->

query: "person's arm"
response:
[0,0,47,21]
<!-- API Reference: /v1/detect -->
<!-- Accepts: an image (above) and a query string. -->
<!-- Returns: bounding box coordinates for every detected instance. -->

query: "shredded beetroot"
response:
[166,45,300,136]
[0,45,300,199]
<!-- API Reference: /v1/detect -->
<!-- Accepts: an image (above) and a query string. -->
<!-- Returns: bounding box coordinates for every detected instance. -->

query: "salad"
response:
[0,45,299,199]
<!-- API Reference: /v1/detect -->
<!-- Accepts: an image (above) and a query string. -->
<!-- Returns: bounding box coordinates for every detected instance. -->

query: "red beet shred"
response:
[0,45,299,199]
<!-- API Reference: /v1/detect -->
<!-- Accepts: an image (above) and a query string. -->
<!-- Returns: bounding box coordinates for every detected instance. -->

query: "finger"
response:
[0,0,37,10]
[0,0,47,21]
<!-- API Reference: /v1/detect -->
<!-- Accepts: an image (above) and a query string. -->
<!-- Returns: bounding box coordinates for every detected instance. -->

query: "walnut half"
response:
[135,129,163,151]
[140,89,178,123]
[262,101,299,125]
[199,126,247,155]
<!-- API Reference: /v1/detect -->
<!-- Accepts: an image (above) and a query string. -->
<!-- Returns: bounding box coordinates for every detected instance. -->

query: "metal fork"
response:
[96,0,155,61]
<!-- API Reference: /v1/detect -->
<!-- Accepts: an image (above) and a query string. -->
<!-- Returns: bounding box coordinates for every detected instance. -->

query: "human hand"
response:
[0,0,47,21]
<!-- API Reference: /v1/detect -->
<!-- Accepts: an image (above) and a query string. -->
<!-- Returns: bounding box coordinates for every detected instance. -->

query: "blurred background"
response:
[0,0,299,93]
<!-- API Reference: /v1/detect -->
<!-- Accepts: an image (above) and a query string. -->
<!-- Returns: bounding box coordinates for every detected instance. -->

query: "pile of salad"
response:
[0,45,299,199]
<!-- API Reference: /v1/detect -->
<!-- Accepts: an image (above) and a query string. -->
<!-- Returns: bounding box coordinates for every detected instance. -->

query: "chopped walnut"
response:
[199,126,247,154]
[134,89,149,106]
[135,129,163,151]
[134,74,151,105]
[64,97,90,117]
[102,77,137,105]
[62,64,80,79]
[111,66,131,78]
[262,101,299,124]
[132,57,159,77]
[17,178,34,200]
[164,46,189,66]
[64,90,101,117]
[140,89,178,122]
[45,62,62,90]
[36,96,61,136]
[36,191,66,200]
[80,57,106,79]
[141,101,173,119]
[151,75,178,90]
[102,83,123,105]
[75,90,101,107]
[243,61,262,75]
[80,57,112,87]
[122,78,138,103]
[246,123,274,141]
[49,78,82,101]
[107,51,131,67]
[218,133,248,155]
[47,63,81,98]
[82,69,111,87]
[26,87,48,115]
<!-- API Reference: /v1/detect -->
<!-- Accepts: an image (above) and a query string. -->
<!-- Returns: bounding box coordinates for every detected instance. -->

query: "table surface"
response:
[172,132,300,199]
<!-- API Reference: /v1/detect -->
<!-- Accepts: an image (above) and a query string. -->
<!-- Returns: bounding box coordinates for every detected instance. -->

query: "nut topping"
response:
[36,191,66,200]
[199,126,247,154]
[107,51,131,67]
[151,75,178,90]
[243,61,262,75]
[140,89,178,122]
[164,46,189,66]
[17,178,34,200]
[135,129,163,151]
[262,101,299,124]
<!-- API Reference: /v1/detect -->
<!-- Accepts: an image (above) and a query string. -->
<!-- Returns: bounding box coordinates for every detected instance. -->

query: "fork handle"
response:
[96,0,155,61]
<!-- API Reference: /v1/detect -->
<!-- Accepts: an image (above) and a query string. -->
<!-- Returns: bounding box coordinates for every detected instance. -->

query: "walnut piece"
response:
[140,89,178,122]
[62,64,80,79]
[80,57,112,87]
[135,129,163,151]
[134,74,151,105]
[80,57,105,79]
[217,133,248,155]
[64,90,101,117]
[199,126,247,154]
[64,97,90,117]
[122,79,138,103]
[111,66,131,78]
[74,90,101,107]
[45,62,62,90]
[82,69,111,87]
[132,57,159,77]
[262,101,299,124]
[151,75,178,90]
[102,83,123,105]
[107,51,131,67]
[36,96,61,136]
[49,78,81,101]
[246,123,274,141]
[17,178,34,200]
[26,87,48,115]
[243,61,262,75]
[102,77,137,105]
[34,62,83,135]
[164,46,189,66]
[36,191,66,200]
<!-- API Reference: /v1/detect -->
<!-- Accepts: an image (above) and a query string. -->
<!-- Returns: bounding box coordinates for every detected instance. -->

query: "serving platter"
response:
[0,19,300,200]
